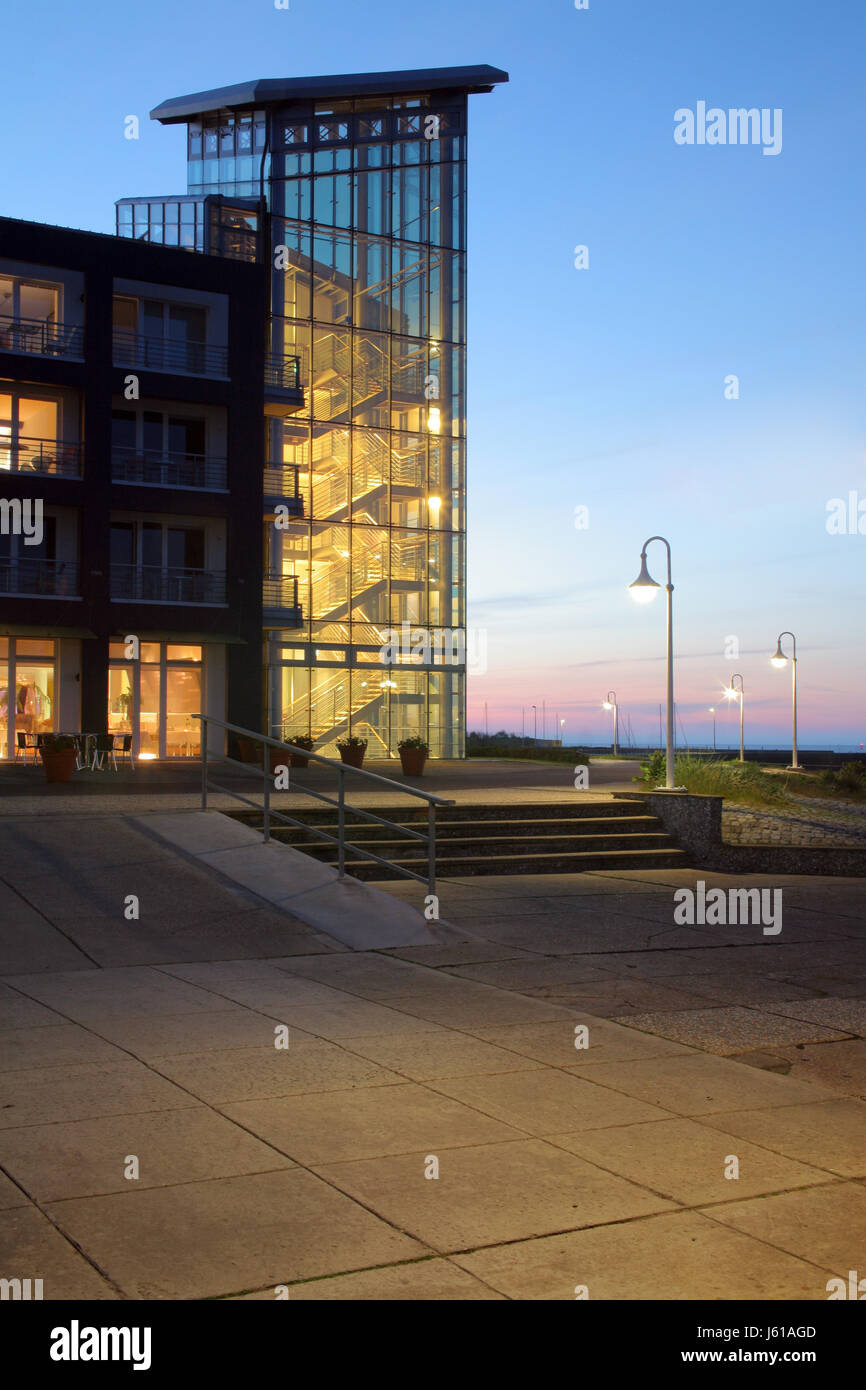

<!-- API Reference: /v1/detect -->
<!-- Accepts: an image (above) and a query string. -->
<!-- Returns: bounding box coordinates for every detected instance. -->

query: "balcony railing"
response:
[0,437,83,479]
[262,574,301,616]
[263,462,303,513]
[264,355,302,391]
[112,330,229,379]
[111,447,227,491]
[0,557,78,597]
[111,564,226,604]
[0,315,84,359]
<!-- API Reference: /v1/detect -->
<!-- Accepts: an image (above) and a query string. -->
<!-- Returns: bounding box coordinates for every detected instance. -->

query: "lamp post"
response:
[723,675,745,762]
[771,632,799,770]
[531,704,537,744]
[559,717,566,747]
[629,536,679,790]
[708,707,716,753]
[602,691,619,756]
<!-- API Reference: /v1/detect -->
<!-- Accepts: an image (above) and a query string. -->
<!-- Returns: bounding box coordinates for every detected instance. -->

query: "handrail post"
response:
[200,717,208,810]
[428,804,436,898]
[263,754,271,843]
[337,767,345,879]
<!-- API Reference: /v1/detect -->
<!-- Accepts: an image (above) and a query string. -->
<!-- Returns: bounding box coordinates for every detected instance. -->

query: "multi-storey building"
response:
[118,65,507,758]
[0,215,267,760]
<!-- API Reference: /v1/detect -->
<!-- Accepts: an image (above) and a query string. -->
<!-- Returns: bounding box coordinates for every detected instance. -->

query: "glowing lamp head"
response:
[628,553,660,603]
[603,701,613,710]
[770,641,788,669]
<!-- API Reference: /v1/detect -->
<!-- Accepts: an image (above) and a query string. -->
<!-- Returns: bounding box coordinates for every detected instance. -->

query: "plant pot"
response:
[289,752,310,769]
[399,748,427,777]
[237,737,259,765]
[268,747,290,774]
[41,748,77,784]
[338,745,366,769]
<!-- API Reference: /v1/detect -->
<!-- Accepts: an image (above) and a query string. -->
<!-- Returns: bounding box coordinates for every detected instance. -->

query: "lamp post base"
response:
[652,785,689,793]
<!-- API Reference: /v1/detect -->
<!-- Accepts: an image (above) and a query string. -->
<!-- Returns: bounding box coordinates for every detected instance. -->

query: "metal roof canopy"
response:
[151,65,509,123]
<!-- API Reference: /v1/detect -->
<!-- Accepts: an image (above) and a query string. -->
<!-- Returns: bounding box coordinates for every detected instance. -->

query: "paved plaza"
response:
[0,790,864,1301]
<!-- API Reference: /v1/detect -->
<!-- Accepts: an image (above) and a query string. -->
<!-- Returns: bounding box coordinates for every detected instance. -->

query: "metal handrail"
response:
[1,436,83,477]
[112,329,228,378]
[111,446,227,490]
[195,714,453,895]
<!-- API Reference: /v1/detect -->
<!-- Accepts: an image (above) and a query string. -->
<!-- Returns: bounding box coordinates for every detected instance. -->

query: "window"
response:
[108,643,205,759]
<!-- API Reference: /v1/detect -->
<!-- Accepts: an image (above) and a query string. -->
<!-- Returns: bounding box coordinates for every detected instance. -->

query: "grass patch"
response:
[638,754,792,808]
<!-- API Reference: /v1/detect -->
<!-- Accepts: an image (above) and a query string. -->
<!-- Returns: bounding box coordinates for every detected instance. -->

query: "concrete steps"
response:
[227,799,689,879]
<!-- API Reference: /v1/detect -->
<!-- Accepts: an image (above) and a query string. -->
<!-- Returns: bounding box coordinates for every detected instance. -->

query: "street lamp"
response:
[771,632,799,770]
[723,675,745,762]
[602,691,619,756]
[708,707,716,753]
[531,704,537,744]
[628,536,679,790]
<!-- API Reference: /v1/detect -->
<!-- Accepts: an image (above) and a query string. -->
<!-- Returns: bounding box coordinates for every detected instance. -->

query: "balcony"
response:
[0,315,84,360]
[112,330,228,380]
[111,564,226,605]
[262,574,302,625]
[0,557,78,597]
[263,462,303,515]
[1,436,83,479]
[111,446,227,491]
[264,354,305,417]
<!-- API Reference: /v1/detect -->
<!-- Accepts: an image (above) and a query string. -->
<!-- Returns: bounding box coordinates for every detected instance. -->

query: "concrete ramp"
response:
[134,812,438,950]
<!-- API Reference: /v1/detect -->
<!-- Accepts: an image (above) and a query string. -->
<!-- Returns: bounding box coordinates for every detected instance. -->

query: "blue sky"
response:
[3,0,863,747]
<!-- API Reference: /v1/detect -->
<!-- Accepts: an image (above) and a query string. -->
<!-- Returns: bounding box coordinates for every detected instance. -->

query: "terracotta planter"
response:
[338,745,366,769]
[289,752,310,768]
[41,748,77,784]
[399,747,428,777]
[237,737,259,765]
[268,747,290,774]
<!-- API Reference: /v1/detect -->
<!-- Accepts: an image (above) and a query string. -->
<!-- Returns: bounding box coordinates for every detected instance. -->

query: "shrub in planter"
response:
[288,735,314,769]
[40,733,78,784]
[336,735,367,769]
[398,736,428,776]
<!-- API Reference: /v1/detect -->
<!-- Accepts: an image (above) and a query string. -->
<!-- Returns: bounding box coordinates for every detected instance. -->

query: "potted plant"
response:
[336,734,367,769]
[398,736,428,777]
[288,735,314,769]
[40,733,78,784]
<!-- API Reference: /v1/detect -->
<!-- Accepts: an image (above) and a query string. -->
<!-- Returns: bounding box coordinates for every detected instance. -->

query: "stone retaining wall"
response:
[612,791,866,877]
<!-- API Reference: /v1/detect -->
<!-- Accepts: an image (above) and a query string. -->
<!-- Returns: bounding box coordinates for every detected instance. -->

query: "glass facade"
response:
[255,95,467,756]
[0,638,57,759]
[108,642,203,758]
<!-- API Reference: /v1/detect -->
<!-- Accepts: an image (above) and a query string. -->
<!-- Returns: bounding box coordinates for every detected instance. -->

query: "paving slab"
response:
[0,1060,199,1129]
[0,1022,126,1071]
[766,1039,866,1096]
[5,966,240,1020]
[44,1168,425,1299]
[611,1005,850,1056]
[315,1138,674,1249]
[381,986,576,1030]
[232,1257,504,1300]
[697,1099,866,1177]
[470,1018,697,1066]
[340,1029,547,1082]
[0,1205,120,1300]
[700,1182,866,1276]
[768,997,866,1034]
[548,1116,830,1204]
[560,1053,838,1117]
[426,1069,673,1134]
[222,1081,521,1165]
[152,1039,402,1104]
[78,1007,316,1060]
[0,1108,296,1202]
[452,1210,835,1300]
